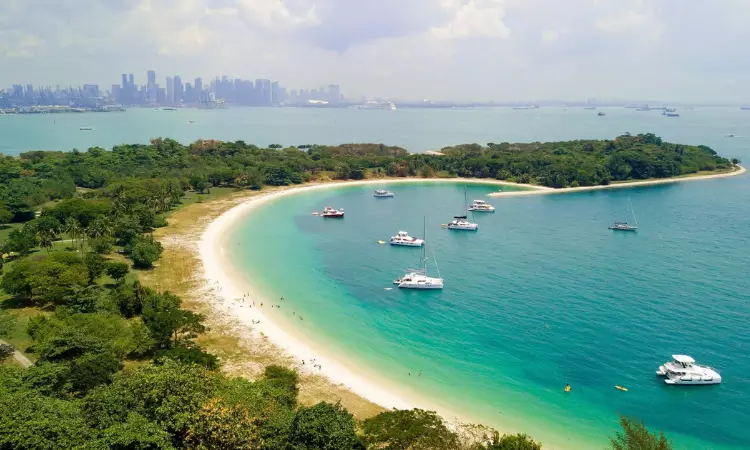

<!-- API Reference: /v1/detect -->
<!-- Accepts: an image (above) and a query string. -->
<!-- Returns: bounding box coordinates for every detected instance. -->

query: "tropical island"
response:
[0,134,741,449]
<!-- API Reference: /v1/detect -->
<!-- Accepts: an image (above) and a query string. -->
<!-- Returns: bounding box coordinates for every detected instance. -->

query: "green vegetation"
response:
[0,136,691,448]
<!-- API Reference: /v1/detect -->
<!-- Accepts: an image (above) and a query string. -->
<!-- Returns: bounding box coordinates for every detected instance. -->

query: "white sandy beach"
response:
[488,165,746,197]
[197,168,745,447]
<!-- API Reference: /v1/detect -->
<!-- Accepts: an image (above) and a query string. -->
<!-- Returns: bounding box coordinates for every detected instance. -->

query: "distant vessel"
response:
[79,126,92,131]
[597,111,606,116]
[321,206,344,218]
[609,197,638,231]
[636,106,652,111]
[447,186,478,230]
[468,199,495,212]
[373,189,394,198]
[390,231,424,247]
[583,106,597,110]
[394,218,443,289]
[162,107,177,111]
[357,101,396,110]
[663,111,680,117]
[513,105,539,110]
[657,355,722,385]
[741,106,750,110]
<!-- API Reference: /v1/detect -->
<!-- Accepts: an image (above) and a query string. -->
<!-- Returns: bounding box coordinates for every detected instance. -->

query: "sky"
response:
[1,0,749,102]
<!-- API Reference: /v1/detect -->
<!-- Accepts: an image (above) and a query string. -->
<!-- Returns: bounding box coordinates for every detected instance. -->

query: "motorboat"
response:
[321,206,344,218]
[374,189,394,198]
[657,355,722,385]
[394,217,443,289]
[598,111,606,116]
[79,126,93,131]
[468,199,495,212]
[390,231,424,247]
[447,216,479,230]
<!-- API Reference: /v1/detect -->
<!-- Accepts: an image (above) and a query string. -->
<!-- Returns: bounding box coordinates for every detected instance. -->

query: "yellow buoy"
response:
[615,385,628,392]
[564,384,571,392]
[377,240,386,245]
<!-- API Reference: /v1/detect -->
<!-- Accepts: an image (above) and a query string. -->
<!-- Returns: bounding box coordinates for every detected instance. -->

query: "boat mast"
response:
[464,185,474,221]
[628,197,638,226]
[422,216,427,272]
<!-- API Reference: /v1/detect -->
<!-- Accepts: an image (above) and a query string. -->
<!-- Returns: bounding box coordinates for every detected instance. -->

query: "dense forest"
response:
[0,134,704,449]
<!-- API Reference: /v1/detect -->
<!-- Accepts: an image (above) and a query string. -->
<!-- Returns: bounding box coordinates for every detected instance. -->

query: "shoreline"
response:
[198,179,494,427]
[196,168,745,448]
[488,165,746,197]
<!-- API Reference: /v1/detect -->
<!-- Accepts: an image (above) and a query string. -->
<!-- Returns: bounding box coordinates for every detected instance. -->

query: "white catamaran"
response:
[447,186,479,231]
[394,218,443,289]
[609,197,638,231]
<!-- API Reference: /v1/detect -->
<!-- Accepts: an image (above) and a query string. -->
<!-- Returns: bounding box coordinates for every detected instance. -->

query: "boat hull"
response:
[322,214,344,218]
[374,194,394,198]
[447,224,478,230]
[390,241,423,247]
[609,226,637,231]
[397,281,444,289]
[664,377,721,385]
[468,208,495,212]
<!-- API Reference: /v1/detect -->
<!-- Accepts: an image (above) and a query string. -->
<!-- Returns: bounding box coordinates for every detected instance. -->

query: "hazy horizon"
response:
[2,0,749,102]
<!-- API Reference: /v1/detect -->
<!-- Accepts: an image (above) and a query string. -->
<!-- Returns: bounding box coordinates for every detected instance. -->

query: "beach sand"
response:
[159,167,745,448]
[488,165,746,198]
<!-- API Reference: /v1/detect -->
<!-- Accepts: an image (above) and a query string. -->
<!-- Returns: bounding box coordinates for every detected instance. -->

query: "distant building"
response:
[173,76,183,103]
[328,84,341,104]
[147,70,156,101]
[166,76,173,103]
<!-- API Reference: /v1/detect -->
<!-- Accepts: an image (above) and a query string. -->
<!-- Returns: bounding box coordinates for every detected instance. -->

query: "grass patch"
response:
[167,187,237,217]
[0,223,23,243]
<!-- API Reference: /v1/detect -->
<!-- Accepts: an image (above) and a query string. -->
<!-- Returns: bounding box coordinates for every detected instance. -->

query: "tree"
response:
[0,253,89,305]
[0,392,94,449]
[0,203,13,227]
[484,432,542,450]
[129,235,163,268]
[362,408,459,450]
[89,413,175,450]
[2,228,36,256]
[0,310,16,337]
[105,261,130,283]
[246,168,264,190]
[287,402,365,450]
[609,416,672,450]
[65,217,82,251]
[141,290,206,349]
[0,343,14,362]
[154,346,219,369]
[264,365,299,408]
[84,253,108,284]
[184,398,262,450]
[90,236,114,254]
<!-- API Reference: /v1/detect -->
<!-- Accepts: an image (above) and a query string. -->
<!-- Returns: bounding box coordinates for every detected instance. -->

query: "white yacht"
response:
[390,231,424,247]
[321,206,344,218]
[468,199,495,212]
[447,216,478,230]
[656,355,722,385]
[394,218,443,289]
[374,189,394,198]
[447,186,478,230]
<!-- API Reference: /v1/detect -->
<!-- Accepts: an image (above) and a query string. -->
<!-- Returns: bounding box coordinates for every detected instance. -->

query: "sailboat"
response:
[394,218,444,289]
[447,186,479,231]
[609,197,638,231]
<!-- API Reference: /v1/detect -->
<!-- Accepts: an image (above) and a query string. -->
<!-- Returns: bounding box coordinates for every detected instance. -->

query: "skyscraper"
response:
[166,76,174,103]
[271,81,280,105]
[194,77,203,103]
[121,74,127,89]
[173,76,183,103]
[147,70,156,101]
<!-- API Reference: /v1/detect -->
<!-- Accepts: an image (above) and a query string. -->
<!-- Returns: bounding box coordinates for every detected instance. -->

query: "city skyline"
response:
[0,70,345,108]
[1,1,749,102]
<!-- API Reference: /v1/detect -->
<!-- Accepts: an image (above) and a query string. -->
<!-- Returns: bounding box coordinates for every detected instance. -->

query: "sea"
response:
[3,106,750,448]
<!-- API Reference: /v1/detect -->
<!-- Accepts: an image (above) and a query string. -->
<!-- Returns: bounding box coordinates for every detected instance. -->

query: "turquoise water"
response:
[1,106,749,155]
[229,177,750,450]
[5,106,750,448]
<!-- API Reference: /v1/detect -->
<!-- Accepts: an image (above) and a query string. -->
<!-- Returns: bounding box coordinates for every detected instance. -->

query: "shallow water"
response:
[229,175,750,449]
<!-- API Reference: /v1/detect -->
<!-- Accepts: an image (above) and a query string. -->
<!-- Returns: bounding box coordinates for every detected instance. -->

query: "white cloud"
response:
[431,0,511,40]
[0,0,749,102]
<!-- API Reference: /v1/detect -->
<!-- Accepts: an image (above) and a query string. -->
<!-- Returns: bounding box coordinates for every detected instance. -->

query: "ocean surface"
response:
[0,105,748,154]
[5,106,750,448]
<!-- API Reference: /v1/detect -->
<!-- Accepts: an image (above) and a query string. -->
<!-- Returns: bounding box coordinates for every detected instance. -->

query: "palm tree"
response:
[65,217,81,252]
